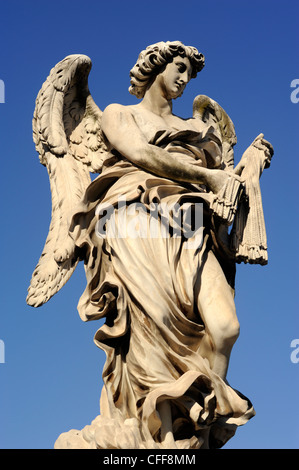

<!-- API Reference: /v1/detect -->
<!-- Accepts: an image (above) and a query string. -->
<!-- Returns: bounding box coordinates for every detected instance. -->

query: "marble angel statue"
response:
[27,41,273,449]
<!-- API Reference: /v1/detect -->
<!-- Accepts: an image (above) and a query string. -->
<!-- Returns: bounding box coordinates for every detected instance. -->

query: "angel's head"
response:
[129,41,205,99]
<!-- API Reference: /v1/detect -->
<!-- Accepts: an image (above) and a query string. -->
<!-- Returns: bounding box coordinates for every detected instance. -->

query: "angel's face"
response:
[157,56,193,100]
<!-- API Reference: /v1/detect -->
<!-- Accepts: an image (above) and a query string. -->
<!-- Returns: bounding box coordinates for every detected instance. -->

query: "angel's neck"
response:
[139,83,173,117]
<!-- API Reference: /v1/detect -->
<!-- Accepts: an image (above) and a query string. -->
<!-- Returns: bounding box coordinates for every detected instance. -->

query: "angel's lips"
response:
[175,82,186,93]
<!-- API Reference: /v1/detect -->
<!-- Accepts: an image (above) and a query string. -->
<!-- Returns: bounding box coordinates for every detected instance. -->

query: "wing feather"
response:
[193,94,237,170]
[27,54,107,307]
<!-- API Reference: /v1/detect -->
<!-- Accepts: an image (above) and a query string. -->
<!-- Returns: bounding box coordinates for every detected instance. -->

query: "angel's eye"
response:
[177,63,187,73]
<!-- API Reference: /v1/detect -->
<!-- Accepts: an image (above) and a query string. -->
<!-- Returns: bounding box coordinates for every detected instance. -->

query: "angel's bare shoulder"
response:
[102,103,135,120]
[102,103,137,133]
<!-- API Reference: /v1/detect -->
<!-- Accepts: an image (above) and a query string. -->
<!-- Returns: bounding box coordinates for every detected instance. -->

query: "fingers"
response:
[255,133,273,152]
[261,138,274,156]
[228,169,245,182]
[252,134,274,157]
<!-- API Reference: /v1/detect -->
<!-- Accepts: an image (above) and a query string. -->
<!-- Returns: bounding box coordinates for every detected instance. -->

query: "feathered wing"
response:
[192,94,243,226]
[27,54,108,307]
[193,94,237,170]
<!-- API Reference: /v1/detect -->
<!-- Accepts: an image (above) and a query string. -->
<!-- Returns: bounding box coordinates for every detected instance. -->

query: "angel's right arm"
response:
[101,104,231,193]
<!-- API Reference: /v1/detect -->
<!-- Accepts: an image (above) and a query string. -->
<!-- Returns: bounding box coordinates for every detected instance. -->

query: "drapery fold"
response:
[60,154,255,449]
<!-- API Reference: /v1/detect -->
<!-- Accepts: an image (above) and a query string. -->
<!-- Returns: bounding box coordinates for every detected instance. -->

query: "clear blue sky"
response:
[0,0,298,449]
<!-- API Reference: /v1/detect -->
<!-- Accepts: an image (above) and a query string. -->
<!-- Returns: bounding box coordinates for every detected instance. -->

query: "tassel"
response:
[210,175,243,226]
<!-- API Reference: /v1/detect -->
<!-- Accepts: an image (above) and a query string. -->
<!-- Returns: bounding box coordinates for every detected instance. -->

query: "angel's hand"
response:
[251,133,274,157]
[251,133,274,169]
[204,168,243,194]
[234,133,274,176]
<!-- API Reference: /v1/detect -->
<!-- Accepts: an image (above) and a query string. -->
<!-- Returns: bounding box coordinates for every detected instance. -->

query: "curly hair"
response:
[129,41,205,99]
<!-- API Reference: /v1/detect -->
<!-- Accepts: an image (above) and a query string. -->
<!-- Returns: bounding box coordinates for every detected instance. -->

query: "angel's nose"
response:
[180,71,189,84]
